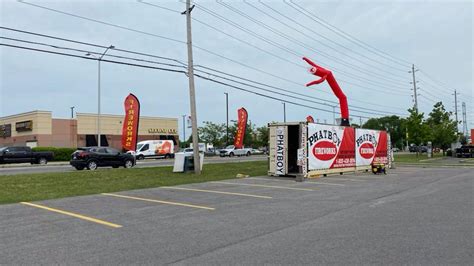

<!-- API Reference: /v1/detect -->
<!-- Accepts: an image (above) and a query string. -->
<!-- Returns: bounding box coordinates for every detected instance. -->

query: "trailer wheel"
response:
[137,155,145,160]
[229,152,234,157]
[246,152,251,156]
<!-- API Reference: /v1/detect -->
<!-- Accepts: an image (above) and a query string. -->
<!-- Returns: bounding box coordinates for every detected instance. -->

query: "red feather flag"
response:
[121,93,140,151]
[234,108,248,149]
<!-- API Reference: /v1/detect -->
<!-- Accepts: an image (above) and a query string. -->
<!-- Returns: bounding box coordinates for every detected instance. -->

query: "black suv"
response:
[70,147,136,170]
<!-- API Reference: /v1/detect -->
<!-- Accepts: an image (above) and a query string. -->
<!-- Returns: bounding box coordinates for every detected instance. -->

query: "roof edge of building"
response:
[75,112,178,120]
[0,110,52,120]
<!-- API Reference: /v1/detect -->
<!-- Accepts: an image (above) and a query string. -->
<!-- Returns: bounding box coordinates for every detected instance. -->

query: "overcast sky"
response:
[1,0,473,138]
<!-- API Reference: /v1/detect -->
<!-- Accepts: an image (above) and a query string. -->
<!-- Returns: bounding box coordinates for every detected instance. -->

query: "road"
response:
[1,166,472,264]
[0,155,267,175]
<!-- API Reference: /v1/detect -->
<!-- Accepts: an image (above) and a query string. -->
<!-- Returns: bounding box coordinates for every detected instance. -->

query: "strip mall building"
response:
[0,111,179,150]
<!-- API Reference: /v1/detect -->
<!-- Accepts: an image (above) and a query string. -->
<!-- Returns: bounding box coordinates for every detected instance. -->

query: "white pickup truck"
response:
[219,145,252,157]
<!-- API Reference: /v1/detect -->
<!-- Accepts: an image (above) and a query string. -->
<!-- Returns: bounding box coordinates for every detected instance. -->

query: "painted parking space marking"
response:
[248,177,346,186]
[305,181,346,186]
[20,202,122,228]
[101,193,215,210]
[160,187,272,199]
[211,181,315,191]
[320,177,365,182]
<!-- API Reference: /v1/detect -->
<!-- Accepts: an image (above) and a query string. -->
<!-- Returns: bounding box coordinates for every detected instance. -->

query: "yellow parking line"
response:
[20,202,122,228]
[320,178,365,182]
[211,181,315,191]
[161,187,272,199]
[101,193,215,211]
[305,181,345,186]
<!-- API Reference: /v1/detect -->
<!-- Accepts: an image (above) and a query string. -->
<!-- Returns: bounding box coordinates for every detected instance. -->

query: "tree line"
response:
[183,102,462,153]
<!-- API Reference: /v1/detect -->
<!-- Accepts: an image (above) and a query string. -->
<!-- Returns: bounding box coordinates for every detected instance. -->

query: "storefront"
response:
[0,110,179,150]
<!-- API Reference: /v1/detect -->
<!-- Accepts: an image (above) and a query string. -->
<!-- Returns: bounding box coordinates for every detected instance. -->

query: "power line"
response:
[286,0,412,67]
[1,26,407,113]
[194,65,407,113]
[10,2,412,114]
[254,1,410,84]
[141,0,411,94]
[16,0,305,87]
[0,42,372,119]
[1,35,401,117]
[0,36,187,69]
[237,1,410,76]
[197,1,410,88]
[0,26,187,65]
[217,1,411,91]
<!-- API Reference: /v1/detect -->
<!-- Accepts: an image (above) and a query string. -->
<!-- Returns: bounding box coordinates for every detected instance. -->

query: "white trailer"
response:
[268,122,391,181]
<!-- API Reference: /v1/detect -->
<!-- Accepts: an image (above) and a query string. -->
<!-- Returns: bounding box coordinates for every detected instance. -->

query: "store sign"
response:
[15,120,33,132]
[0,124,12,137]
[307,124,355,170]
[355,129,388,166]
[148,128,177,134]
[234,107,248,149]
[121,93,141,151]
[275,127,285,175]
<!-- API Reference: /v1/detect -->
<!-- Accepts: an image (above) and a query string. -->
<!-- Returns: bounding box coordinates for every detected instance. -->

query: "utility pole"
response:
[453,89,459,133]
[224,92,229,146]
[409,64,419,113]
[70,106,75,119]
[462,102,467,136]
[181,115,186,147]
[183,0,201,174]
[282,102,286,123]
[359,116,362,128]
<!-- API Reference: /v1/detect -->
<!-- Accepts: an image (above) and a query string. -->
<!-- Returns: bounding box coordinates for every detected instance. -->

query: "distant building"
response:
[0,110,179,150]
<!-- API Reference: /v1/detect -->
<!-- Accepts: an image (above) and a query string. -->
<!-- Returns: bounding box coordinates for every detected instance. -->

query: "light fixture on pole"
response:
[85,45,114,147]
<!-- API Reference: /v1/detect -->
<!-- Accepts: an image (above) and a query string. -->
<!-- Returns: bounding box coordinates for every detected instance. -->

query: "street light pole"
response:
[224,92,229,146]
[87,45,114,147]
[70,106,75,119]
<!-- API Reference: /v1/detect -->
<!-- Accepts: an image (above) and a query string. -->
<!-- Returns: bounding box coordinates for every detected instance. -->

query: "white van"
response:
[134,140,175,160]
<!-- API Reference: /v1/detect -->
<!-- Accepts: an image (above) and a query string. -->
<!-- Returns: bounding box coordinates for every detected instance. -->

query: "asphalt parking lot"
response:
[1,166,472,265]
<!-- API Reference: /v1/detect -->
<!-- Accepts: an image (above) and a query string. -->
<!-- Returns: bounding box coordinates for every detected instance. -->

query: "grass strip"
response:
[0,161,267,205]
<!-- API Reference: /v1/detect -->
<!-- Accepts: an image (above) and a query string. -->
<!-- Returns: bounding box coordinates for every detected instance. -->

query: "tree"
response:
[198,121,226,148]
[254,126,269,148]
[405,108,431,149]
[362,115,406,149]
[426,102,457,154]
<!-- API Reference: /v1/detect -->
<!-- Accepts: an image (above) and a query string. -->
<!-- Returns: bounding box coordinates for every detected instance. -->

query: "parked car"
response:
[418,146,428,153]
[251,149,264,155]
[70,147,136,170]
[392,147,400,152]
[219,145,252,157]
[455,145,474,158]
[0,146,54,165]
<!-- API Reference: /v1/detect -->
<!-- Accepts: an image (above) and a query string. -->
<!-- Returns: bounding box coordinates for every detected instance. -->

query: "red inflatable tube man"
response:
[302,57,350,126]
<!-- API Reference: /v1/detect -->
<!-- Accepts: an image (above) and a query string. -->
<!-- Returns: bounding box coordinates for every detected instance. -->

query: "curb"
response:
[0,162,70,169]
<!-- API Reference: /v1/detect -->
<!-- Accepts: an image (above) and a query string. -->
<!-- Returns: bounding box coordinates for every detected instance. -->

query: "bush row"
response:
[32,147,77,161]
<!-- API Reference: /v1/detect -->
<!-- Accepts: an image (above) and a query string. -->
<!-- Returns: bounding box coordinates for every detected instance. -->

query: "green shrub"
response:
[32,147,77,161]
